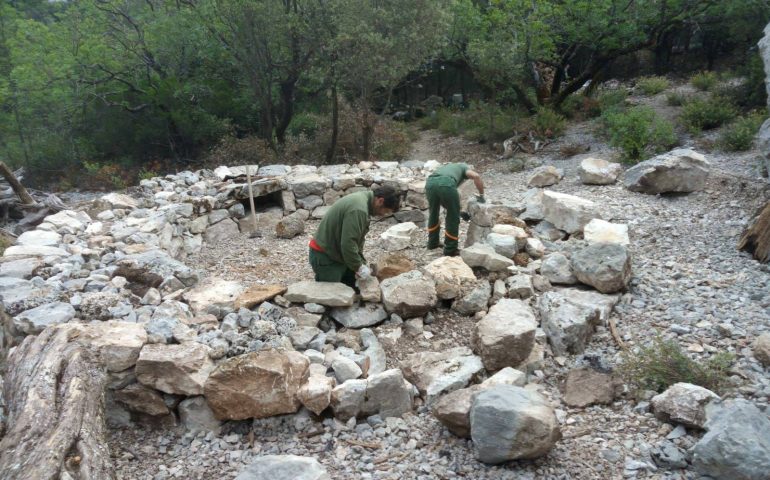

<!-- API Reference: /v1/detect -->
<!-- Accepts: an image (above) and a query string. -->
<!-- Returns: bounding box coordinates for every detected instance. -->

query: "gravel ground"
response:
[110,89,770,479]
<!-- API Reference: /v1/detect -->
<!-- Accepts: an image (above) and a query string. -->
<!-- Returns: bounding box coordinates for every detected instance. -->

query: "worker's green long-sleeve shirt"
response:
[429,162,469,187]
[313,191,372,271]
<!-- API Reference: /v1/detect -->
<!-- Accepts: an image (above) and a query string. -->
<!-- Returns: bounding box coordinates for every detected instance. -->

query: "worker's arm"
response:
[340,211,368,272]
[466,170,485,196]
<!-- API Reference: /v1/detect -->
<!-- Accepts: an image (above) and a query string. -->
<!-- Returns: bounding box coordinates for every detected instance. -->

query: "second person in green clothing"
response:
[309,186,400,288]
[425,162,485,256]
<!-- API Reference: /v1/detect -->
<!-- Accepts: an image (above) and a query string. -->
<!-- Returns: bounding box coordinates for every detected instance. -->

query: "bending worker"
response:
[426,162,485,257]
[309,186,400,288]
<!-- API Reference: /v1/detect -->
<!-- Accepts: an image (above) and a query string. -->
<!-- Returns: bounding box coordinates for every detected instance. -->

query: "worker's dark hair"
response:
[373,185,401,211]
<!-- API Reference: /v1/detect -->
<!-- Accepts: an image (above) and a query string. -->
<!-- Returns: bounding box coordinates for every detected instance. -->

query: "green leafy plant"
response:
[603,106,676,162]
[637,76,670,95]
[719,112,767,151]
[597,90,629,115]
[530,108,566,139]
[619,336,735,395]
[138,168,159,182]
[680,96,738,132]
[666,91,688,106]
[559,95,601,119]
[287,113,320,138]
[691,71,719,91]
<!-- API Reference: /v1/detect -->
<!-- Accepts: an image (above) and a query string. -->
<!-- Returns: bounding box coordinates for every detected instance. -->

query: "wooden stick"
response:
[0,161,36,206]
[245,165,259,236]
[609,316,626,350]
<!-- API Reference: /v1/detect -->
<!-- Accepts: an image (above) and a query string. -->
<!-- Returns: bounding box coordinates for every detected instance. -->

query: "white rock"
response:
[583,219,630,245]
[422,256,476,300]
[16,230,61,247]
[541,190,600,234]
[380,222,419,251]
[461,243,515,272]
[578,157,623,185]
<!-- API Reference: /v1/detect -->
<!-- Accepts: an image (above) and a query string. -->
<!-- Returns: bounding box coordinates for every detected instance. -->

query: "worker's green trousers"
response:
[425,175,461,255]
[308,248,357,288]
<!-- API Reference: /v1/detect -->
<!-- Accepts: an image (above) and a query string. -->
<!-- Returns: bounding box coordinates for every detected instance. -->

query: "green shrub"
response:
[691,71,719,91]
[287,113,320,137]
[666,91,688,107]
[597,90,629,115]
[619,336,735,395]
[637,76,670,96]
[680,97,738,132]
[603,106,676,162]
[559,95,601,119]
[719,112,767,151]
[424,103,518,143]
[530,108,566,138]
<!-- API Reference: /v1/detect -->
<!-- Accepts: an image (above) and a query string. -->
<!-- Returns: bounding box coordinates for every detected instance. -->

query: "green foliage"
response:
[680,96,738,132]
[719,112,767,151]
[287,114,320,138]
[636,76,670,96]
[619,336,735,394]
[691,71,719,91]
[422,103,518,143]
[530,108,566,138]
[138,168,159,182]
[666,91,688,107]
[559,95,601,119]
[597,90,629,115]
[603,106,676,162]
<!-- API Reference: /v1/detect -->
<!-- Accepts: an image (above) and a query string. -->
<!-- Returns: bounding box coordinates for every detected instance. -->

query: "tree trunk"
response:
[738,201,770,263]
[0,162,36,206]
[511,84,537,114]
[325,82,339,163]
[0,325,114,480]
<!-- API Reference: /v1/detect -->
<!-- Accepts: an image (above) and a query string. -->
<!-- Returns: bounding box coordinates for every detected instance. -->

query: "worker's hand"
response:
[476,194,486,204]
[460,211,471,222]
[356,265,372,280]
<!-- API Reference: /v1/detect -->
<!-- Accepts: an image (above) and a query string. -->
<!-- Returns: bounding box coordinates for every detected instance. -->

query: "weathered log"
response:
[0,325,115,480]
[0,162,35,206]
[738,200,770,263]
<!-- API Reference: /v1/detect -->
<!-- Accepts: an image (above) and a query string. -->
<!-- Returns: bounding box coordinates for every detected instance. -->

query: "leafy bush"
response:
[636,76,670,95]
[560,95,601,119]
[530,108,566,139]
[603,106,676,162]
[421,103,518,143]
[719,112,767,151]
[287,113,320,137]
[79,161,131,190]
[680,96,738,132]
[619,336,735,395]
[597,90,629,115]
[666,91,688,106]
[691,71,719,91]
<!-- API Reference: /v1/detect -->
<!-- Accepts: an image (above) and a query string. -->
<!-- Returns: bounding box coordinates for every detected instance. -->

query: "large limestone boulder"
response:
[178,396,222,434]
[289,173,329,198]
[329,369,413,420]
[234,284,287,310]
[583,219,630,245]
[297,372,336,415]
[460,243,515,272]
[470,385,561,463]
[330,303,388,328]
[400,347,484,404]
[204,350,309,420]
[204,218,240,243]
[13,302,76,335]
[136,343,215,396]
[380,270,437,318]
[692,399,770,480]
[285,281,355,307]
[578,157,623,185]
[433,368,527,438]
[79,321,148,372]
[183,277,245,315]
[527,165,563,187]
[651,383,720,429]
[623,148,710,194]
[571,242,631,294]
[539,289,618,356]
[380,222,419,251]
[541,190,599,234]
[422,256,476,300]
[16,230,61,247]
[118,250,198,287]
[562,367,621,407]
[235,455,330,480]
[3,245,69,258]
[473,299,536,371]
[375,253,415,281]
[485,233,518,258]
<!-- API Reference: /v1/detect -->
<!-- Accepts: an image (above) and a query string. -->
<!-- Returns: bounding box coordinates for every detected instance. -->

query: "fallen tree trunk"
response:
[0,325,115,480]
[0,162,35,206]
[738,201,770,263]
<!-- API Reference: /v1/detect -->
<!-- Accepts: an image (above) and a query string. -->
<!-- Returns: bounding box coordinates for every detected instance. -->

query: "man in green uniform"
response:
[309,186,400,287]
[426,162,485,256]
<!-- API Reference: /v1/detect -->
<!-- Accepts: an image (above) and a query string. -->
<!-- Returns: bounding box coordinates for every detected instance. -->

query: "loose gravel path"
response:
[110,98,770,480]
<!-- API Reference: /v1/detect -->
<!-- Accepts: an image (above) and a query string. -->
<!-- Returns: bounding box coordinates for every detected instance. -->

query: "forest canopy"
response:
[0,0,768,186]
